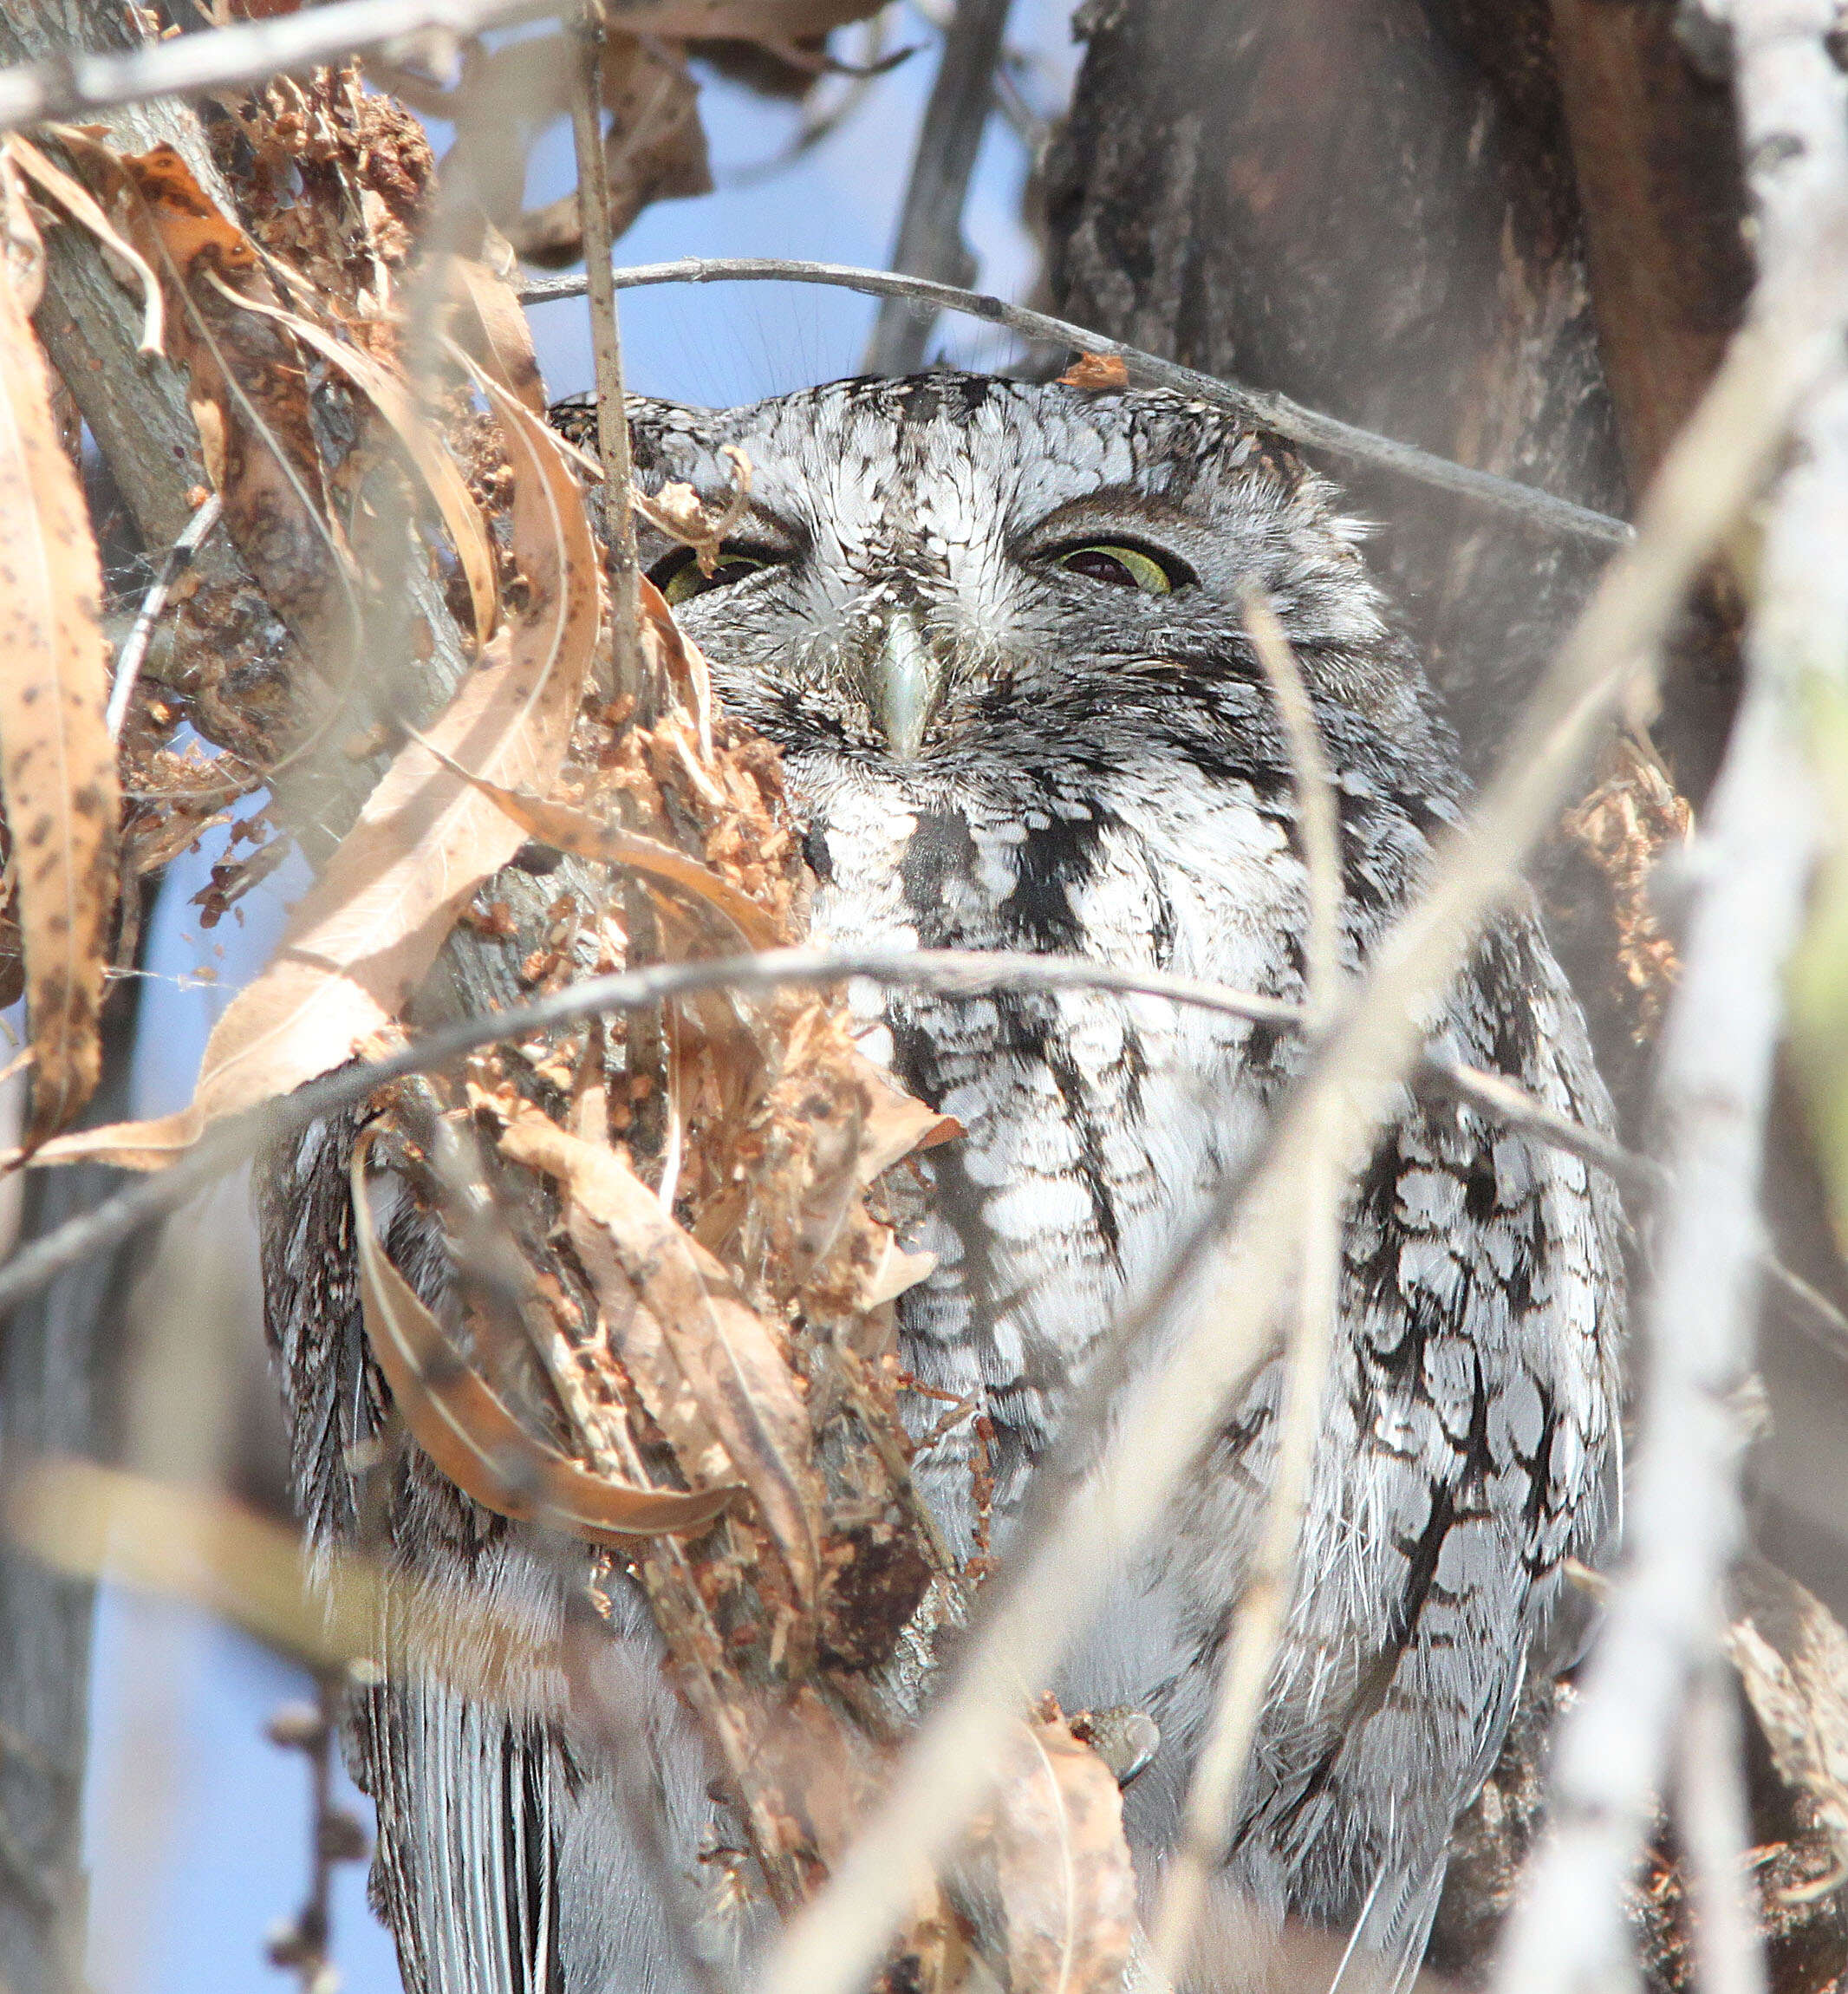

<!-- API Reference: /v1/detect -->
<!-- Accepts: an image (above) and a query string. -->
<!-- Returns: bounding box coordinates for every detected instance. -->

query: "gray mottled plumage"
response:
[258,375,1625,1994]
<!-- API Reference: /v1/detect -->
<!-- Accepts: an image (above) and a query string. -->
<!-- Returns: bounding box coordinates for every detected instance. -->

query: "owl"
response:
[259,374,1625,1994]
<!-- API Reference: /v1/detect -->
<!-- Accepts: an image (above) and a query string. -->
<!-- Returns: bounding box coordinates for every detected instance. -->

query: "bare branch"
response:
[568,5,644,707]
[1493,5,1848,1990]
[519,259,1635,547]
[1151,1094,1345,1978]
[106,493,221,743]
[862,0,1010,375]
[9,940,1845,1363]
[0,0,550,131]
[1676,1669,1767,1994]
[1242,583,1344,1031]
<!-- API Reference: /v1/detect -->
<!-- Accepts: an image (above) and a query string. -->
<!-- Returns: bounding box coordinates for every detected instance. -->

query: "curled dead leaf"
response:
[27,350,599,1169]
[446,255,548,414]
[0,170,119,1143]
[0,150,43,314]
[633,446,752,575]
[1561,732,1693,1040]
[503,35,711,269]
[349,1132,734,1542]
[497,1100,823,1606]
[1728,1554,1848,1880]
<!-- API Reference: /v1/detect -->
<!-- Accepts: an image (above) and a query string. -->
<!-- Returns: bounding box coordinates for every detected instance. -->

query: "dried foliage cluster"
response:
[0,36,1141,1994]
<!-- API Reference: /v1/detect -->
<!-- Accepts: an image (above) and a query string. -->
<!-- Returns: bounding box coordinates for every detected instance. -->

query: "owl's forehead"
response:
[630,376,1266,547]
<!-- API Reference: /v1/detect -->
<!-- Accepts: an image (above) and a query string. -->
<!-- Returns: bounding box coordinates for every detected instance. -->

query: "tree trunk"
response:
[0,980,144,1994]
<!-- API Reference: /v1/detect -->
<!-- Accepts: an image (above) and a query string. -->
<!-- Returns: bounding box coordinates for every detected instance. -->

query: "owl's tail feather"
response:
[1321,1849,1449,1994]
[363,1673,562,1994]
[357,1590,727,1994]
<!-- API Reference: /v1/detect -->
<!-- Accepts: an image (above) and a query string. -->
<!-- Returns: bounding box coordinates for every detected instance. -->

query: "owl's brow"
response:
[7,946,1843,1363]
[520,259,1633,551]
[1009,487,1203,556]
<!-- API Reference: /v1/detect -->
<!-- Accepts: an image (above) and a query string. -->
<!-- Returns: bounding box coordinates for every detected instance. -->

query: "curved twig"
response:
[520,257,1634,548]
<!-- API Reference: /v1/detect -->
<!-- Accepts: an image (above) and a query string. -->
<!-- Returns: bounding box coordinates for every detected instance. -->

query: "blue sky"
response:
[80,8,1077,1989]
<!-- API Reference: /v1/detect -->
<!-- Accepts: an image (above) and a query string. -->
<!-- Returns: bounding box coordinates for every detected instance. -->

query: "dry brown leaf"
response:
[1057,353,1130,392]
[5,134,162,353]
[215,280,499,647]
[56,131,360,678]
[0,169,119,1143]
[412,729,780,951]
[977,1715,1138,1994]
[498,1100,823,1606]
[29,363,599,1169]
[848,1044,960,1182]
[1728,1554,1848,1878]
[1561,733,1693,1040]
[446,254,548,414]
[349,1133,734,1542]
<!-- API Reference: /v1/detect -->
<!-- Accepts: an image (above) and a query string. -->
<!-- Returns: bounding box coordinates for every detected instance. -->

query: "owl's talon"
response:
[1070,1705,1161,1787]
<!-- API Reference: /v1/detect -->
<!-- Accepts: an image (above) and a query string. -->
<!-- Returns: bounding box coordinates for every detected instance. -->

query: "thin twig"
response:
[0,0,549,131]
[568,2,643,708]
[1151,1093,1345,1979]
[1152,591,1348,1971]
[3,943,1844,1362]
[1242,583,1344,1031]
[107,492,221,742]
[1493,6,1848,1989]
[520,258,1633,547]
[1149,584,1350,1968]
[863,0,1010,374]
[751,195,1825,1994]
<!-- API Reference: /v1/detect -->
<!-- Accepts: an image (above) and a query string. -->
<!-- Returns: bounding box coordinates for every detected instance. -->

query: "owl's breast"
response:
[784,749,1311,1558]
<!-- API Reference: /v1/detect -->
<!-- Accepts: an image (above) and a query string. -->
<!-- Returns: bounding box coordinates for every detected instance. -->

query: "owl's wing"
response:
[257,1114,722,1994]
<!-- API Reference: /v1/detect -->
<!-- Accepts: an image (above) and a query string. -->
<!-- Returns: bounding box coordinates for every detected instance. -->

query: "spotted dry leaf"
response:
[348,1131,735,1541]
[0,165,119,1143]
[29,361,599,1169]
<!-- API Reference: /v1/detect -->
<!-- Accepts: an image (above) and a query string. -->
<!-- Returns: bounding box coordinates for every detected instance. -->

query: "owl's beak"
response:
[870,612,939,760]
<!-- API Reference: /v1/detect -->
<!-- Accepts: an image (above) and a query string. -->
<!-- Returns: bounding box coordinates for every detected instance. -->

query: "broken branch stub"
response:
[0,160,119,1142]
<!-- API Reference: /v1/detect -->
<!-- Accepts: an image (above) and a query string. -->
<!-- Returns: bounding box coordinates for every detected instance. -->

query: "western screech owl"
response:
[259,374,1625,1994]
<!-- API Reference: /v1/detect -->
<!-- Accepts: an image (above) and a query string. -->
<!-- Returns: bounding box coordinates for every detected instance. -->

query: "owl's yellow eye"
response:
[653,546,775,606]
[1053,543,1176,595]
